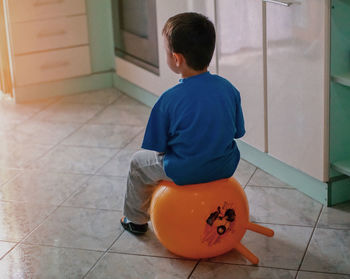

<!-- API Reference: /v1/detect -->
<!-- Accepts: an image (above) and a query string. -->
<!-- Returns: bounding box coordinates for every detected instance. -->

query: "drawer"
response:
[14,46,91,86]
[12,15,89,55]
[9,0,86,22]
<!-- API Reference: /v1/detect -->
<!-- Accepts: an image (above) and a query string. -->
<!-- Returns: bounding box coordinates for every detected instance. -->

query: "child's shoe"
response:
[120,216,148,234]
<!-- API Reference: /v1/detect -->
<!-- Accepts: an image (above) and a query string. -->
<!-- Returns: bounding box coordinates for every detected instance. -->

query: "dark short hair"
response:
[162,12,216,71]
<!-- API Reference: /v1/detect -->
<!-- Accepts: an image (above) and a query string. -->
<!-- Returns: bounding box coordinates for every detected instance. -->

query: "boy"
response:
[121,12,245,234]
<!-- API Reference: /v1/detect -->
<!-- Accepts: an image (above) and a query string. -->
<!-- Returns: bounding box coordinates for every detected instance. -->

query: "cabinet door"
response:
[266,0,329,181]
[216,0,265,151]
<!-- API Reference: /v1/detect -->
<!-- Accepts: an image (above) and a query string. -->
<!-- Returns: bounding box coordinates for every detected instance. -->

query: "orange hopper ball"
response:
[150,177,274,264]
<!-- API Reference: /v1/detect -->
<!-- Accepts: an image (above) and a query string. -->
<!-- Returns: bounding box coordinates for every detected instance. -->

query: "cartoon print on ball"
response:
[202,202,236,246]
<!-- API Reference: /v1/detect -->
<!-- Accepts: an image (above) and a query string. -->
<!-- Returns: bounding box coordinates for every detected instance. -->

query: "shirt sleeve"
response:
[234,92,246,139]
[141,103,169,152]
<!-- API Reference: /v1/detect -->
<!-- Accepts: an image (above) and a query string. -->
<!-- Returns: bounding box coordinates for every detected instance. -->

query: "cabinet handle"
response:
[38,30,66,38]
[37,30,67,38]
[34,0,64,7]
[263,0,294,6]
[41,61,70,70]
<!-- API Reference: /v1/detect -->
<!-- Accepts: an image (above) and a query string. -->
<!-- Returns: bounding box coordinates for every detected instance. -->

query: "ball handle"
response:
[246,222,274,237]
[235,242,259,265]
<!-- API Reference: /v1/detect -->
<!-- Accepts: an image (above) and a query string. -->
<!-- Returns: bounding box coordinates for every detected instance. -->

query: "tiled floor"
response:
[0,88,349,279]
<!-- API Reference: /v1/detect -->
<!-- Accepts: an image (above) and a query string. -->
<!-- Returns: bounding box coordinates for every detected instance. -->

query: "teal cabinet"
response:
[328,0,350,201]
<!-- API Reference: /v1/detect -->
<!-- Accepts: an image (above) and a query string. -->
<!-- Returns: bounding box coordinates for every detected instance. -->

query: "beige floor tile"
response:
[124,129,145,150]
[24,207,123,251]
[0,171,89,205]
[0,201,56,242]
[0,168,19,186]
[32,102,105,123]
[318,202,350,229]
[191,262,296,279]
[110,224,178,258]
[0,244,101,279]
[209,224,312,270]
[248,169,291,188]
[233,159,257,187]
[64,175,126,210]
[301,228,350,274]
[89,103,150,127]
[297,271,350,279]
[85,253,196,279]
[246,186,322,226]
[97,149,135,176]
[113,94,149,108]
[11,120,81,146]
[59,88,122,105]
[0,96,58,130]
[30,145,119,174]
[0,141,51,169]
[62,123,143,149]
[0,241,16,259]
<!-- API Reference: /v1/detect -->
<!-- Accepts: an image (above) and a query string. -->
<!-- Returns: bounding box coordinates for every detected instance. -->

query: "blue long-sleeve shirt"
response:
[142,71,245,185]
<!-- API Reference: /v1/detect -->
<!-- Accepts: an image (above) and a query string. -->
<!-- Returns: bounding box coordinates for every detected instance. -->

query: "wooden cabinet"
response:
[14,46,91,86]
[12,15,89,54]
[8,0,85,21]
[7,0,91,87]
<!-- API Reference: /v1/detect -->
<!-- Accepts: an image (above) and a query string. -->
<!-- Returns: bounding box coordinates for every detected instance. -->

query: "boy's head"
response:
[162,12,216,72]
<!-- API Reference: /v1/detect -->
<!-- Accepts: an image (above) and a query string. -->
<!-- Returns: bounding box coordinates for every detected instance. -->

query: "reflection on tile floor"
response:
[0,89,349,278]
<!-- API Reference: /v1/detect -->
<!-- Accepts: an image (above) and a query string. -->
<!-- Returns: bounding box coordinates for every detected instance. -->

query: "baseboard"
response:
[113,74,158,107]
[14,72,113,103]
[237,140,329,205]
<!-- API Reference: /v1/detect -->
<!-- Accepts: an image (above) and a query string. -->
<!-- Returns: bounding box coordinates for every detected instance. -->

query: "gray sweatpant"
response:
[123,150,171,224]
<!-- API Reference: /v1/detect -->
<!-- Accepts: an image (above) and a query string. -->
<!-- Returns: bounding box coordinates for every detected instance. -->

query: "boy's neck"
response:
[180,67,208,79]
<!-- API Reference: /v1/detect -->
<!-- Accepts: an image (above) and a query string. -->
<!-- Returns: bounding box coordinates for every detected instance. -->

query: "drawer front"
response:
[14,46,91,86]
[9,0,86,22]
[12,15,89,54]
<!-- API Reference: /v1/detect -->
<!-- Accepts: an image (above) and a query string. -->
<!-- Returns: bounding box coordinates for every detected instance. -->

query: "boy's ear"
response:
[173,52,184,67]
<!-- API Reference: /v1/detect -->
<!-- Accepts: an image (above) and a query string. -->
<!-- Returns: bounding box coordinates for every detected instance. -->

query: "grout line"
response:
[244,168,257,189]
[15,173,93,247]
[0,242,21,261]
[58,143,125,150]
[296,204,324,274]
[59,204,122,212]
[86,126,144,177]
[296,269,350,277]
[82,231,126,279]
[0,97,62,132]
[187,259,201,279]
[109,92,127,106]
[249,221,314,229]
[14,205,62,250]
[2,242,107,254]
[19,94,124,171]
[197,260,299,272]
[0,170,23,188]
[0,91,141,265]
[245,184,298,190]
[107,250,185,261]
